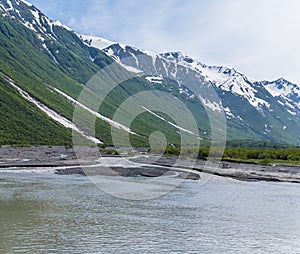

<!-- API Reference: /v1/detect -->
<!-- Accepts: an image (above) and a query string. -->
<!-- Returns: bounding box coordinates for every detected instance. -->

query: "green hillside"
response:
[0,77,72,146]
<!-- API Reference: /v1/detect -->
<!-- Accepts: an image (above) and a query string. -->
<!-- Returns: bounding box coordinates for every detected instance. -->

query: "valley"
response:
[0,1,299,253]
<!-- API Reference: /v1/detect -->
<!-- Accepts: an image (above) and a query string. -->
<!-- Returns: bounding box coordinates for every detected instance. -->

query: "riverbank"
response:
[131,156,300,183]
[0,146,299,183]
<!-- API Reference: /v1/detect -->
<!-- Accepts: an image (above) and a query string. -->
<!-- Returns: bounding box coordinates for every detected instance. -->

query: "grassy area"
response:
[0,77,72,146]
[155,146,300,166]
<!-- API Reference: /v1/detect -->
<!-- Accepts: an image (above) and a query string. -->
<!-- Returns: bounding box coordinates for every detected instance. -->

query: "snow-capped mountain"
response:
[0,0,81,69]
[98,42,300,117]
[0,0,71,41]
[160,52,271,111]
[260,78,300,116]
[80,34,115,50]
[1,0,300,145]
[163,52,300,117]
[81,37,300,142]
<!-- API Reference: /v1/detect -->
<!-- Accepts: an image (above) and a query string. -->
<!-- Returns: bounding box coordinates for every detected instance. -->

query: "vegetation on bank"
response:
[155,145,300,166]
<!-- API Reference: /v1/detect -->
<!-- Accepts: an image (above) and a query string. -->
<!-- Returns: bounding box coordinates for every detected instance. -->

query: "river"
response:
[0,170,299,253]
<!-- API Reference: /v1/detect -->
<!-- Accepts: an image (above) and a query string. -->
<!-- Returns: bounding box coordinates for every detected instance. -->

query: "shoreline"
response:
[0,146,300,183]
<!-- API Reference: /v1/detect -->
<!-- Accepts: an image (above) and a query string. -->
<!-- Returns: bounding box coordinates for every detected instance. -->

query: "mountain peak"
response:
[161,51,196,65]
[81,34,114,50]
[262,77,298,88]
[1,0,72,42]
[19,0,32,6]
[1,0,32,14]
[273,77,298,88]
[261,77,300,116]
[160,51,240,77]
[276,77,289,83]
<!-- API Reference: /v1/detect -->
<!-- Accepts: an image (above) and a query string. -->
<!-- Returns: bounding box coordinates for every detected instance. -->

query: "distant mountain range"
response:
[0,0,300,147]
[83,35,300,144]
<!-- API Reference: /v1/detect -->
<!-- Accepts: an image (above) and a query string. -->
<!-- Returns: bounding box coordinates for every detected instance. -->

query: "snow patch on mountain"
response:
[287,109,297,116]
[264,78,300,98]
[262,78,300,115]
[80,34,115,50]
[118,61,142,74]
[52,87,137,135]
[264,124,272,134]
[4,0,13,10]
[19,0,32,6]
[83,35,160,71]
[224,107,235,119]
[161,52,270,110]
[53,20,71,31]
[22,19,36,32]
[142,106,201,139]
[145,76,163,84]
[1,0,71,42]
[199,96,223,112]
[2,73,102,144]
[42,43,59,64]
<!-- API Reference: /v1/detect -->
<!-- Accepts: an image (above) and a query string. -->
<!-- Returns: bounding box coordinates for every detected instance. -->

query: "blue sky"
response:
[29,0,300,84]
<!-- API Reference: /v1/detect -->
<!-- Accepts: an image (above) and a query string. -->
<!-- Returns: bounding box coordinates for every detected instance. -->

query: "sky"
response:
[28,0,300,84]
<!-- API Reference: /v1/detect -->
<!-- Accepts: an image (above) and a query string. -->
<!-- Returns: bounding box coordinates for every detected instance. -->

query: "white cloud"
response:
[30,0,300,84]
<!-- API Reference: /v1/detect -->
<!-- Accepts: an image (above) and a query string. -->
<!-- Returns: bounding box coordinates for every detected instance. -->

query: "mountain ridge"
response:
[90,37,300,116]
[81,34,300,95]
[88,36,300,143]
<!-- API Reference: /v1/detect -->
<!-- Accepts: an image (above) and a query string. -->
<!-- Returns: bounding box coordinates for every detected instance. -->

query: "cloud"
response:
[29,0,300,83]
